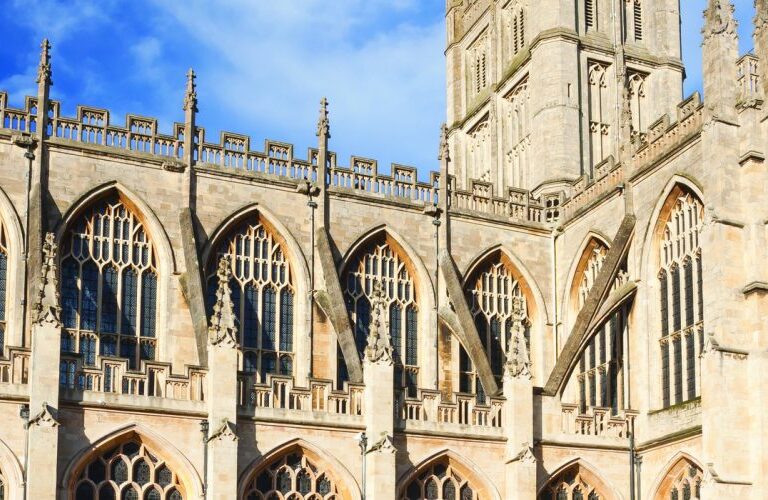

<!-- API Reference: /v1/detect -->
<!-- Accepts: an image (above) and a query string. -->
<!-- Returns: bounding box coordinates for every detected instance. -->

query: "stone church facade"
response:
[0,0,765,498]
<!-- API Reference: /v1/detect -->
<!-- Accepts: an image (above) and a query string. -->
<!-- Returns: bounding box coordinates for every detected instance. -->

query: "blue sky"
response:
[0,0,758,175]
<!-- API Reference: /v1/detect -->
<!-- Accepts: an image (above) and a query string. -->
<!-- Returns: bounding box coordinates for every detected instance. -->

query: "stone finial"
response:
[504,296,532,380]
[32,233,62,328]
[209,255,238,348]
[317,97,330,139]
[438,123,450,162]
[36,39,52,84]
[702,0,737,40]
[183,68,198,112]
[364,281,394,364]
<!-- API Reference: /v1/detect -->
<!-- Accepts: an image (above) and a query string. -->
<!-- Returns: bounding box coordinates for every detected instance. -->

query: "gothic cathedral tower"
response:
[445,0,684,199]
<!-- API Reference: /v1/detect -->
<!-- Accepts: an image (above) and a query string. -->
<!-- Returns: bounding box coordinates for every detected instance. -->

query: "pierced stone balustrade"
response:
[238,374,364,417]
[561,403,638,439]
[0,347,30,385]
[397,389,504,429]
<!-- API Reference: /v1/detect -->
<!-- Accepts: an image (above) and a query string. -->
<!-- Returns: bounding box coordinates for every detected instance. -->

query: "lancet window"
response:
[505,80,531,188]
[572,241,630,416]
[60,195,158,372]
[658,191,704,408]
[73,439,184,500]
[539,465,606,500]
[588,62,611,170]
[243,452,340,500]
[463,258,530,400]
[342,238,418,394]
[469,33,490,97]
[628,72,647,140]
[656,458,703,500]
[206,217,295,381]
[401,460,477,500]
[467,119,491,184]
[0,220,8,354]
[504,3,526,60]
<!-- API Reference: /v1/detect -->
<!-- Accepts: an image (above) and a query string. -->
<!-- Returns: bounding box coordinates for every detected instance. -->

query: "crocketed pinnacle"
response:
[209,255,238,348]
[438,123,450,162]
[364,281,394,364]
[36,39,52,84]
[32,232,62,328]
[317,97,330,139]
[702,0,737,40]
[183,68,197,112]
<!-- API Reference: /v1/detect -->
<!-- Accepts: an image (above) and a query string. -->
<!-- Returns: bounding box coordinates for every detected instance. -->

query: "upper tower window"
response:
[468,32,490,97]
[0,220,8,355]
[626,0,643,43]
[60,194,158,371]
[503,2,527,61]
[585,0,598,31]
[206,215,295,381]
[588,62,611,170]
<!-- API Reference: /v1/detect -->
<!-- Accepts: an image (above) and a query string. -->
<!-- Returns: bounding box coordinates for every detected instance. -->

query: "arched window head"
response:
[73,438,184,500]
[539,464,608,500]
[0,466,6,500]
[60,194,158,372]
[342,236,419,393]
[400,459,478,500]
[0,219,8,354]
[588,62,611,169]
[206,216,295,381]
[657,189,704,407]
[243,451,340,499]
[654,458,703,500]
[463,254,531,398]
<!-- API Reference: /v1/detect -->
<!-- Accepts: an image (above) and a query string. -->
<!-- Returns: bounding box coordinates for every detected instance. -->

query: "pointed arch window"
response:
[658,191,704,408]
[655,458,703,500]
[539,464,607,500]
[401,459,478,500]
[73,439,184,500]
[588,62,611,169]
[59,195,158,373]
[206,216,295,381]
[504,79,531,189]
[569,239,630,416]
[464,257,531,396]
[0,220,9,354]
[242,451,340,499]
[342,237,419,394]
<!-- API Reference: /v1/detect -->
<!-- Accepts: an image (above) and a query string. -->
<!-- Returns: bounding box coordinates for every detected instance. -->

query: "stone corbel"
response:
[162,160,186,173]
[208,419,238,443]
[507,443,537,465]
[29,402,60,428]
[367,434,396,455]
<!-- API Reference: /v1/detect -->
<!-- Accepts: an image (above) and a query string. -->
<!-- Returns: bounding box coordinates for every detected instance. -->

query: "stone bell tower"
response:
[444,0,684,197]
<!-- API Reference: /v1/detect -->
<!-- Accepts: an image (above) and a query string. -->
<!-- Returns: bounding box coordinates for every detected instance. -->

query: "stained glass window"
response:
[243,451,340,499]
[59,195,158,373]
[400,459,477,500]
[538,465,604,500]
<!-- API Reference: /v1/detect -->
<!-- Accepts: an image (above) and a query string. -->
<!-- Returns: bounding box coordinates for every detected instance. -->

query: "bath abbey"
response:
[0,0,765,498]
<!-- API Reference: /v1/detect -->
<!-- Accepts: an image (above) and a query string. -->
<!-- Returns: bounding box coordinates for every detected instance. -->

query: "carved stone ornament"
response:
[504,296,532,380]
[364,281,394,365]
[29,402,60,428]
[183,68,197,112]
[702,0,737,40]
[162,160,186,173]
[367,434,397,455]
[36,39,52,84]
[701,332,720,358]
[208,255,239,348]
[317,97,330,139]
[32,232,63,329]
[438,123,450,162]
[513,443,537,465]
[207,419,238,442]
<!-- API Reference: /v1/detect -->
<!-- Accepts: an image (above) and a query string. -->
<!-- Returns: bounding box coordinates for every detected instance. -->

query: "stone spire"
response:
[209,255,238,348]
[31,233,61,328]
[317,97,330,139]
[504,296,531,380]
[183,68,197,112]
[36,39,52,85]
[364,281,394,364]
[702,0,739,118]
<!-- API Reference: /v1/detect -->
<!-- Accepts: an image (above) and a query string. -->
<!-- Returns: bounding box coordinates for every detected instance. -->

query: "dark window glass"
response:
[406,306,418,366]
[671,266,681,332]
[262,288,276,350]
[121,268,138,336]
[101,266,119,333]
[662,343,670,407]
[62,259,79,329]
[686,335,696,400]
[140,273,157,337]
[243,285,258,348]
[660,272,669,337]
[390,305,402,362]
[81,336,96,366]
[673,336,683,404]
[81,262,99,331]
[279,289,293,351]
[684,259,694,327]
[354,299,370,354]
[696,256,704,323]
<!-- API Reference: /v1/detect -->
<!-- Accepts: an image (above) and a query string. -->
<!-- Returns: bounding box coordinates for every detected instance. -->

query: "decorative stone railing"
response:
[450,179,544,223]
[59,355,207,401]
[397,389,504,428]
[0,347,30,385]
[238,374,364,417]
[737,54,761,106]
[561,157,624,221]
[560,403,638,439]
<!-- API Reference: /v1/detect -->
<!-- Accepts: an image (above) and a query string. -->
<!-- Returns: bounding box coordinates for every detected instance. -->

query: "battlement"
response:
[0,89,548,225]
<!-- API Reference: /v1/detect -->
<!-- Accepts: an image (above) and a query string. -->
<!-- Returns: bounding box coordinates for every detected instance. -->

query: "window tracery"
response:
[0,220,8,355]
[0,467,6,500]
[588,63,611,169]
[206,216,295,381]
[401,460,477,500]
[243,451,340,500]
[467,119,491,184]
[627,72,647,141]
[539,465,606,500]
[463,258,530,400]
[60,195,157,372]
[658,191,704,408]
[503,3,526,61]
[342,238,418,394]
[504,80,530,188]
[571,240,630,415]
[656,458,703,500]
[73,439,184,500]
[469,33,490,97]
